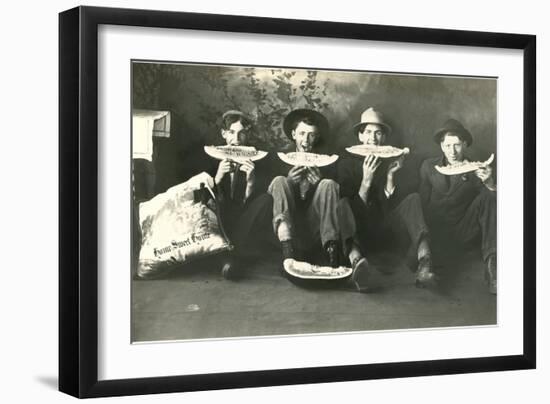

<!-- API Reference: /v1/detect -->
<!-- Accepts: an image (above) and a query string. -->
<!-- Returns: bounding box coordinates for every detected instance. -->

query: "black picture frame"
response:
[59,5,536,398]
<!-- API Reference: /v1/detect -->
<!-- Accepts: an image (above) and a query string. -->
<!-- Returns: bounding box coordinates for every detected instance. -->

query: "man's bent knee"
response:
[317,178,339,193]
[403,192,422,207]
[268,176,288,194]
[338,196,352,210]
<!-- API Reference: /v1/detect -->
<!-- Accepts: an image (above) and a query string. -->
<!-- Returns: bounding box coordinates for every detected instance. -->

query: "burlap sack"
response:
[136,172,232,279]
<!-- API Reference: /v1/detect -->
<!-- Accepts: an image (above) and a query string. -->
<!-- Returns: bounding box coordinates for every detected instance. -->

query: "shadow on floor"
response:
[132,249,496,342]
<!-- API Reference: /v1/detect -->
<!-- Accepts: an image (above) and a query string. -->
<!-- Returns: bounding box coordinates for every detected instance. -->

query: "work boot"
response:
[324,240,339,268]
[349,256,370,292]
[415,255,436,288]
[485,254,497,295]
[280,240,296,278]
[221,256,238,280]
[281,240,295,260]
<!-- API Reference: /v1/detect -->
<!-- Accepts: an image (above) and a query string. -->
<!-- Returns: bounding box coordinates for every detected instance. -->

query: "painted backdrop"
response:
[132,62,496,195]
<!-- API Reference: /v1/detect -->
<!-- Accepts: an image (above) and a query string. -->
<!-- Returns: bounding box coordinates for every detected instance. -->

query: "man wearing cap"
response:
[268,109,341,268]
[337,107,435,291]
[420,118,497,294]
[208,110,274,279]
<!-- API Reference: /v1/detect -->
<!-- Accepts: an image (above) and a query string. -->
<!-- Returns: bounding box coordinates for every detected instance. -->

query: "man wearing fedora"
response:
[419,118,497,294]
[337,107,435,291]
[207,110,274,279]
[268,109,341,268]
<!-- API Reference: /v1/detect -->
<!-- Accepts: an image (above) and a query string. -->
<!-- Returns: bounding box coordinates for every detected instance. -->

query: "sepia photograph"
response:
[131,60,497,343]
[55,3,538,400]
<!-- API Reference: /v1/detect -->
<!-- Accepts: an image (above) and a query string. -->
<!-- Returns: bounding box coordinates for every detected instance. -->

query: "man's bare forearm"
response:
[244,183,254,202]
[385,174,396,197]
[358,181,371,204]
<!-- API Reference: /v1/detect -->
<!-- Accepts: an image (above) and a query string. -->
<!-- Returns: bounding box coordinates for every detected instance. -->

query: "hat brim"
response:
[221,110,253,125]
[433,127,473,147]
[352,121,392,135]
[283,109,329,143]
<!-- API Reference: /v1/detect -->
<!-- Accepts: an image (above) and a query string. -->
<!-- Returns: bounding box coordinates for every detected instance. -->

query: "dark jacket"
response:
[419,155,492,226]
[338,153,409,227]
[203,149,271,230]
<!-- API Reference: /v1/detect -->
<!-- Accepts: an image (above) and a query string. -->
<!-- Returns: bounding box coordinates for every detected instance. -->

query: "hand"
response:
[239,159,256,185]
[215,159,233,185]
[287,165,306,186]
[475,165,495,187]
[305,166,322,186]
[362,155,381,185]
[387,155,405,176]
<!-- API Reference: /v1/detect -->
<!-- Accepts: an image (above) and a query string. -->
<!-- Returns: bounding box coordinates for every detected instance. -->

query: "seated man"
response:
[420,118,497,294]
[209,110,274,279]
[337,107,434,291]
[268,109,340,269]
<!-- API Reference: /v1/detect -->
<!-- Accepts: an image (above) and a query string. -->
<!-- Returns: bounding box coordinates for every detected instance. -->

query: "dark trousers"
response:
[338,193,429,262]
[220,193,275,260]
[427,190,496,262]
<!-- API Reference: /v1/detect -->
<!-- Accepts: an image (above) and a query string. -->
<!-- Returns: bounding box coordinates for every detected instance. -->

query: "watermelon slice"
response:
[277,152,339,167]
[204,145,268,164]
[435,153,495,176]
[346,144,410,158]
[283,259,352,280]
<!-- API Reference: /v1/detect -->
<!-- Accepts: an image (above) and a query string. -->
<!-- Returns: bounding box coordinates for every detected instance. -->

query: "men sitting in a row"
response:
[207,108,497,294]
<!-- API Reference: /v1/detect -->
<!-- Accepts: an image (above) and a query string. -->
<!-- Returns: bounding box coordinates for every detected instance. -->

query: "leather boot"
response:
[415,255,436,288]
[324,240,339,268]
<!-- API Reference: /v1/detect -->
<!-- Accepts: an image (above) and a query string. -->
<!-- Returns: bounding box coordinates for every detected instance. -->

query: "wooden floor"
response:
[132,250,496,342]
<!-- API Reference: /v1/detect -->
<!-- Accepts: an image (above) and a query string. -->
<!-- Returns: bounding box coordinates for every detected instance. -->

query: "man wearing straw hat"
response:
[337,107,435,291]
[419,118,497,294]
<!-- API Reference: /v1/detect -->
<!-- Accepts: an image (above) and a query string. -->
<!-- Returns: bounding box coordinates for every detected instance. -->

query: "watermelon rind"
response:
[345,145,410,158]
[283,259,352,280]
[204,145,268,163]
[435,153,495,176]
[277,152,339,167]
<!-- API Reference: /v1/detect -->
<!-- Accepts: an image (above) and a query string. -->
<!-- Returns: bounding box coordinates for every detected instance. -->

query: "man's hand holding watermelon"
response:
[286,166,306,186]
[239,159,256,200]
[214,158,234,186]
[305,166,322,186]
